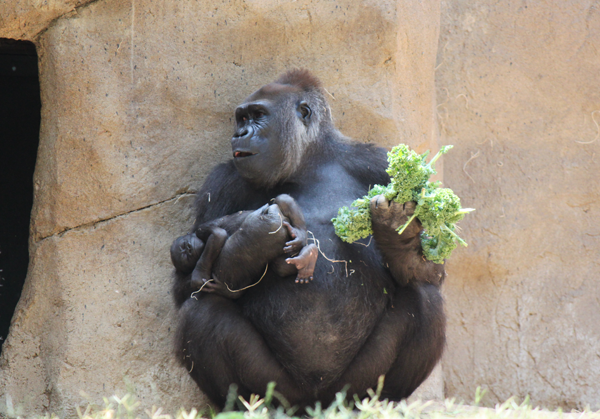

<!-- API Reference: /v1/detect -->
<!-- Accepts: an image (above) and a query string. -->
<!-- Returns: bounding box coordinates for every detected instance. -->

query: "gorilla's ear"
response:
[297,101,312,123]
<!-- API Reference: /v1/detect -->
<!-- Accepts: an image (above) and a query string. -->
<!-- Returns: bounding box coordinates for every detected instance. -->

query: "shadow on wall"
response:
[0,39,40,355]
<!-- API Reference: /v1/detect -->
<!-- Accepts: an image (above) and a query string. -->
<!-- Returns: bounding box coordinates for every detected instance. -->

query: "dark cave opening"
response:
[0,39,41,355]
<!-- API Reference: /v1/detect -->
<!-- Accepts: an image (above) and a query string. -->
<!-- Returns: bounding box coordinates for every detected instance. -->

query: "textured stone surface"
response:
[0,0,443,415]
[27,0,442,240]
[0,0,94,40]
[0,195,205,416]
[436,0,600,409]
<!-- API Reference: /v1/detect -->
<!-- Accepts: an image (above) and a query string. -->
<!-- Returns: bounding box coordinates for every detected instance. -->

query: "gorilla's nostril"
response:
[234,128,249,138]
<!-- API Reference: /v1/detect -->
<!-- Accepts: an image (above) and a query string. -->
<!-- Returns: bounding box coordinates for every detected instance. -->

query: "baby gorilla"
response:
[171,194,318,300]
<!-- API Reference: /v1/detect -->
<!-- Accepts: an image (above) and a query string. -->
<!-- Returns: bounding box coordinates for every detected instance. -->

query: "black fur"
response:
[172,69,446,408]
[171,194,318,304]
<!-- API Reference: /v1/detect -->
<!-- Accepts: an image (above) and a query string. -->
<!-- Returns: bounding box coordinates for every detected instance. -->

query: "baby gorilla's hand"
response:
[282,220,308,254]
[370,195,422,240]
[194,277,244,300]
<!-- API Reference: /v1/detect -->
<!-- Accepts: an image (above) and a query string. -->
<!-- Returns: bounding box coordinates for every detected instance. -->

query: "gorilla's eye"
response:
[255,111,265,119]
[241,116,248,122]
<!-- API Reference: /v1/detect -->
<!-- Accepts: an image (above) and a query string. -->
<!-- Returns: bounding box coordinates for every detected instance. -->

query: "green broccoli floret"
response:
[397,187,473,264]
[387,144,452,202]
[332,184,395,243]
[386,144,433,203]
[332,201,372,243]
[331,144,473,264]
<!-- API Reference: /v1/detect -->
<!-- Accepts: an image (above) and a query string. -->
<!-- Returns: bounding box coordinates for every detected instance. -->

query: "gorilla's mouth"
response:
[234,151,256,158]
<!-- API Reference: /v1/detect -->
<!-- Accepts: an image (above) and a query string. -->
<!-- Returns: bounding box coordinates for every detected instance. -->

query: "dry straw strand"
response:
[575,110,600,144]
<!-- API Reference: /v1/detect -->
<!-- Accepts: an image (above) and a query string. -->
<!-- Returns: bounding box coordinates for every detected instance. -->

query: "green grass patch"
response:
[4,382,599,419]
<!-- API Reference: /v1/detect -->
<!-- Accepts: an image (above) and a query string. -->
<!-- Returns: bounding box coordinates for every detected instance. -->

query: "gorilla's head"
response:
[231,69,332,188]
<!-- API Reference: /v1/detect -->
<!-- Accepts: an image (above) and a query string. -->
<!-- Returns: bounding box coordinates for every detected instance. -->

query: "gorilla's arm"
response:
[339,143,445,287]
[370,195,445,287]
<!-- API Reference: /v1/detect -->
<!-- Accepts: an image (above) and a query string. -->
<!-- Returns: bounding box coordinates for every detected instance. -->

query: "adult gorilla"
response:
[173,69,446,408]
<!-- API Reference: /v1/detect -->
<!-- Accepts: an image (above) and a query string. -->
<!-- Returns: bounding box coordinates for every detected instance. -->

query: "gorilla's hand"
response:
[370,195,422,240]
[369,195,444,286]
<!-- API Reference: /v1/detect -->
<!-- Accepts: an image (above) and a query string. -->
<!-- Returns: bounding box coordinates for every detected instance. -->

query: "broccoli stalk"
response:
[331,144,474,264]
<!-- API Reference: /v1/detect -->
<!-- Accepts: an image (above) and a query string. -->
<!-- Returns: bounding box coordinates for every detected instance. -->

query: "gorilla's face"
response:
[231,84,313,188]
[231,99,278,182]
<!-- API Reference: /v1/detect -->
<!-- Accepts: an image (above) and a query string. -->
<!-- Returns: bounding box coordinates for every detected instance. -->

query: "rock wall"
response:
[0,0,443,415]
[437,0,600,409]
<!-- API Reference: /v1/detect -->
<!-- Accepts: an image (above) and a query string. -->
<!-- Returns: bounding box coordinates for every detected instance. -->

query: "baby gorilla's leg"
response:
[271,243,318,283]
[287,243,318,283]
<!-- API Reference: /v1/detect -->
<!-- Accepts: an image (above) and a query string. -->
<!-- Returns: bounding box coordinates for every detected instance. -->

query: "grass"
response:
[4,380,600,419]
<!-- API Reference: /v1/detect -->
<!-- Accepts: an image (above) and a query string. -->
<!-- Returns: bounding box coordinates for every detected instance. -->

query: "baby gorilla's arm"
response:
[273,194,307,254]
[190,227,228,290]
[272,194,318,283]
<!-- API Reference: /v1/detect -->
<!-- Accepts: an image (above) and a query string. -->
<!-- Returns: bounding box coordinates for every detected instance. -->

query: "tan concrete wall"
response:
[437,0,600,409]
[0,0,443,415]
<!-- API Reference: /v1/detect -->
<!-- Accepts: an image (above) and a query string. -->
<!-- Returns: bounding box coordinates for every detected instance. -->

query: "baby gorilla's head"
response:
[170,234,204,273]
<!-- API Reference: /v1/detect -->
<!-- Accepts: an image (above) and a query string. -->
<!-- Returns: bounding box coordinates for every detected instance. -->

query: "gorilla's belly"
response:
[242,280,386,389]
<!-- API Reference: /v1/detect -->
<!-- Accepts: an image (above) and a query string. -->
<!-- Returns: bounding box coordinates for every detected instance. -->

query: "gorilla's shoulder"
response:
[335,140,390,186]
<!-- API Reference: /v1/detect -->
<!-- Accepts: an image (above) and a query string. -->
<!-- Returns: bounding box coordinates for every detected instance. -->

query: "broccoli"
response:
[331,144,474,264]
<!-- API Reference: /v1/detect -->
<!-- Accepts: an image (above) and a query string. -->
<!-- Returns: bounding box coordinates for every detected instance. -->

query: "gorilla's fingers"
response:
[284,239,303,253]
[202,281,218,293]
[283,221,297,238]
